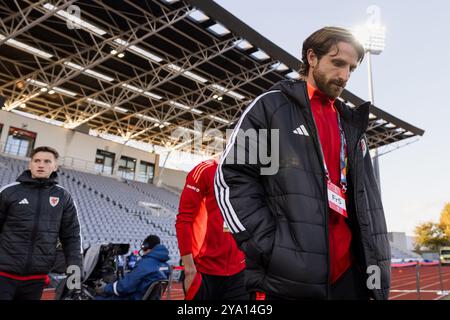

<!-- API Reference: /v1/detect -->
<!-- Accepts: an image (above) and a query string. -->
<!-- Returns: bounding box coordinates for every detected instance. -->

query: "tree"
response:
[414,222,449,251]
[439,203,450,239]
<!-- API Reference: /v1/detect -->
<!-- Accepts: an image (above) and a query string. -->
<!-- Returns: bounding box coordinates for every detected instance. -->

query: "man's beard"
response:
[313,66,346,99]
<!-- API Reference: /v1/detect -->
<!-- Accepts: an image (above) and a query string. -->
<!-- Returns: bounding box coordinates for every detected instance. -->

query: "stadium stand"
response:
[0,0,425,270]
[0,154,181,265]
[127,180,180,214]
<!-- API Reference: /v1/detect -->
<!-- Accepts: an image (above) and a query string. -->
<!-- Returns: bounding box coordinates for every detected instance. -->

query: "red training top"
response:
[176,159,245,276]
[307,82,353,284]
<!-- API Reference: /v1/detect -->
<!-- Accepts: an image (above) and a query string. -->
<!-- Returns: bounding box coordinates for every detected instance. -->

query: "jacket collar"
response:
[16,170,58,187]
[270,79,371,136]
[142,244,170,262]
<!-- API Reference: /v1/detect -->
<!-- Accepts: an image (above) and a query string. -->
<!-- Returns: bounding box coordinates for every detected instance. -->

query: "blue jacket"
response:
[104,244,170,300]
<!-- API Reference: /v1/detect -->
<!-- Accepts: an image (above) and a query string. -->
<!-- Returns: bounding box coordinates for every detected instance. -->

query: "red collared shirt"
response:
[307,82,353,284]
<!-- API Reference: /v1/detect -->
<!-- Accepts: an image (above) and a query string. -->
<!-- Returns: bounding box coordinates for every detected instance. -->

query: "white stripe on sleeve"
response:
[214,90,281,233]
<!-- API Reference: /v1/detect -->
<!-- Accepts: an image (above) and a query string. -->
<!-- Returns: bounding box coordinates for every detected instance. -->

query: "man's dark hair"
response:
[30,146,59,160]
[141,235,160,251]
[300,26,365,77]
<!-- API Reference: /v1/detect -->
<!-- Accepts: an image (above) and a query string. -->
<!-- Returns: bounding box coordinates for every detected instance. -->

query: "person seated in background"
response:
[95,235,170,300]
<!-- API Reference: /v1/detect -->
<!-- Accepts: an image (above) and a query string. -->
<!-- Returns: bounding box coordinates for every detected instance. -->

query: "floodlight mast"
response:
[353,23,386,190]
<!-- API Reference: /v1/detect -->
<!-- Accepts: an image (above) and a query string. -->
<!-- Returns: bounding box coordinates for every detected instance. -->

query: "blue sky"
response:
[213,0,450,236]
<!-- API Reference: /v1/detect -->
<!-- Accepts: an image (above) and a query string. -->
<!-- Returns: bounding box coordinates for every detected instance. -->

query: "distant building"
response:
[406,235,416,251]
[388,232,408,251]
[388,232,423,261]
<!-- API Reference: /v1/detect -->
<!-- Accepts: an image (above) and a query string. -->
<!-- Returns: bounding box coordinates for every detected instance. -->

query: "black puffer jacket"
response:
[0,170,82,276]
[214,80,391,300]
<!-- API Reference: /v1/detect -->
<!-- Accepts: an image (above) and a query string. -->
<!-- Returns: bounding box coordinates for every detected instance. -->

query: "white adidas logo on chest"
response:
[293,124,309,136]
[18,198,29,205]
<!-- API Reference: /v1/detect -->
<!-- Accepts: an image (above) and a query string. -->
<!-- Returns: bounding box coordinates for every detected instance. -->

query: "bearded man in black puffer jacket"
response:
[215,27,391,300]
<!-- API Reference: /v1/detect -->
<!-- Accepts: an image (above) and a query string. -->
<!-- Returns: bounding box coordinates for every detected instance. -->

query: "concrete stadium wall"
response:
[156,167,188,191]
[0,110,159,179]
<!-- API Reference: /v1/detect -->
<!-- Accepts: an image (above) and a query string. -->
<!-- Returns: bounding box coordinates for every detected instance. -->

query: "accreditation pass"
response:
[327,180,348,218]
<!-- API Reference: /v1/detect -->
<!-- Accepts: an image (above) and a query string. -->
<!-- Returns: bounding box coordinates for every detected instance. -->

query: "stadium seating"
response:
[0,154,180,265]
[127,180,180,214]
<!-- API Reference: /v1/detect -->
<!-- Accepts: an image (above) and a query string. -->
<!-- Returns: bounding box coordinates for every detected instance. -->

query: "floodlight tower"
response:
[353,23,386,189]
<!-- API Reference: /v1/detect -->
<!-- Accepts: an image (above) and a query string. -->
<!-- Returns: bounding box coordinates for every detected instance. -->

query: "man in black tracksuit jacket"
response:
[0,146,82,300]
[214,27,391,300]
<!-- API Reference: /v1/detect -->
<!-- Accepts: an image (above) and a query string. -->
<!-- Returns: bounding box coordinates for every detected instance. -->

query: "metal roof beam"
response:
[40,36,238,127]
[2,3,191,111]
[132,61,275,141]
[0,0,76,46]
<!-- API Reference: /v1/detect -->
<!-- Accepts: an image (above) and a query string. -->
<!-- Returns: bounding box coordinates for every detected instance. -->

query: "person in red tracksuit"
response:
[176,159,248,300]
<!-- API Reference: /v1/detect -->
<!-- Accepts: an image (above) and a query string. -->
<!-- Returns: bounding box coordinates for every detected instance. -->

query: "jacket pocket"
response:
[264,225,279,271]
[240,231,274,270]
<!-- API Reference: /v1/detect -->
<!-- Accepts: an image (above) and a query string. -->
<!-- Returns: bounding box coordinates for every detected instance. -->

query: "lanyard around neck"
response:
[313,108,348,193]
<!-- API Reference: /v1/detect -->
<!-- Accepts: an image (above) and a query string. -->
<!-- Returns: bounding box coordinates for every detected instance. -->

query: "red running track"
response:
[165,266,450,301]
[389,265,450,300]
[41,266,450,300]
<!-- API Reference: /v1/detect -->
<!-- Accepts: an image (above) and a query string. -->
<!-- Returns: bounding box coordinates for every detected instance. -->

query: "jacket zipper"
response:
[25,188,42,274]
[335,99,374,298]
[298,84,331,299]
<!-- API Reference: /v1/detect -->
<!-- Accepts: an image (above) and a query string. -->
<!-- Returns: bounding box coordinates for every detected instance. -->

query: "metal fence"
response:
[390,260,450,300]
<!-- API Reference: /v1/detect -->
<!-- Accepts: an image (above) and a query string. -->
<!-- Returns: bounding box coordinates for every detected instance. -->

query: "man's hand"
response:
[184,265,197,293]
[181,254,197,293]
[94,280,107,295]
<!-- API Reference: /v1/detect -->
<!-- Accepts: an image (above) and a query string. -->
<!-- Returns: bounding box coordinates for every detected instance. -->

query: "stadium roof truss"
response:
[0,0,424,155]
